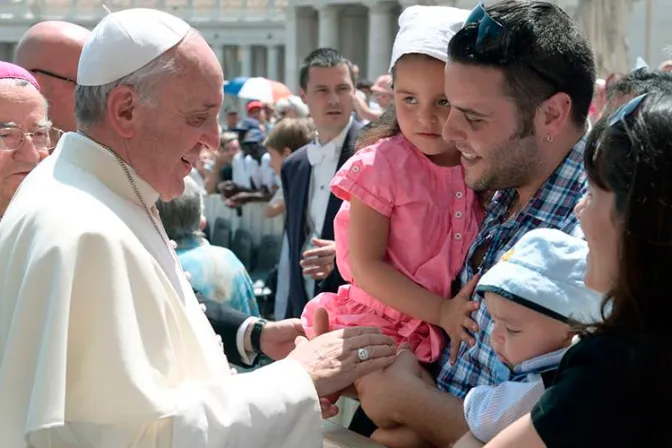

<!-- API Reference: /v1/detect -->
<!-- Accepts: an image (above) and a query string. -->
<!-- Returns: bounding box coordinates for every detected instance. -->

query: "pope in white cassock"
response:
[0,8,398,448]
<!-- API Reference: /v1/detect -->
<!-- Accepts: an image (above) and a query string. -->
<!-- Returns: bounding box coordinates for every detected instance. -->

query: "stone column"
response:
[285,7,317,92]
[253,46,267,77]
[240,44,253,78]
[211,44,225,71]
[318,5,340,49]
[285,7,299,91]
[267,45,280,81]
[223,46,240,79]
[366,1,395,78]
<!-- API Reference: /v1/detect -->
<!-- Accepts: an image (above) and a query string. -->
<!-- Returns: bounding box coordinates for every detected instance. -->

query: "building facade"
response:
[0,0,667,94]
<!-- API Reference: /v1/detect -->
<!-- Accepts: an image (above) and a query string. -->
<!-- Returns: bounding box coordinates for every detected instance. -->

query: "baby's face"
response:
[485,292,572,369]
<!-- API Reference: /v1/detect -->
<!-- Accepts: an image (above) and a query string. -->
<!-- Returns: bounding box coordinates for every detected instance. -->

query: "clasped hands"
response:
[249,309,397,419]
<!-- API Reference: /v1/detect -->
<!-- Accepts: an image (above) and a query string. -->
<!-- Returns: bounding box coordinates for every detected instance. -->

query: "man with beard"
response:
[349,1,596,446]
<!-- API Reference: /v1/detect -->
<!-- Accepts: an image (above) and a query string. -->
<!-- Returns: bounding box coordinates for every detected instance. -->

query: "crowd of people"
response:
[1,1,672,447]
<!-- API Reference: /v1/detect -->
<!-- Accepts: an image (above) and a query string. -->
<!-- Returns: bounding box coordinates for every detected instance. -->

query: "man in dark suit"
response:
[194,291,305,367]
[281,48,361,318]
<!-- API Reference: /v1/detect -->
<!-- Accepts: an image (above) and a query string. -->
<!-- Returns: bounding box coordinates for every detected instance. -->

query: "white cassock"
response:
[0,132,322,448]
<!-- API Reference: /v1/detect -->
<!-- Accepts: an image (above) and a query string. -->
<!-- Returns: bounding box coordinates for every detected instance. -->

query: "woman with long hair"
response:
[484,92,672,447]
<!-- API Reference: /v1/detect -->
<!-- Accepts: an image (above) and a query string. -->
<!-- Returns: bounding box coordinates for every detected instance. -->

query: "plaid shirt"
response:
[436,138,587,397]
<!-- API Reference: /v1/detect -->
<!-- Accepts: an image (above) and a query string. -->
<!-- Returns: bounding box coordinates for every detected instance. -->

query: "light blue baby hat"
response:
[476,228,602,324]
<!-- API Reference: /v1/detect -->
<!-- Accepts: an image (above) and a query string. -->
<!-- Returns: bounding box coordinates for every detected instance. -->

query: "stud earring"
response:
[546,134,554,142]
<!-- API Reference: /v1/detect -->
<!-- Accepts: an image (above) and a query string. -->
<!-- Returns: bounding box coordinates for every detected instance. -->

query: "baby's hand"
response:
[438,274,481,365]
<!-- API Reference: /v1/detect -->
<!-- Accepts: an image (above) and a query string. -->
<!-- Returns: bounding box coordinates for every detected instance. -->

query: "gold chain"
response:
[78,132,171,249]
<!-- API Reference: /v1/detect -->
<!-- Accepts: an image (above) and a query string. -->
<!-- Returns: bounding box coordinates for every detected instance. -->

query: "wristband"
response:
[251,318,268,354]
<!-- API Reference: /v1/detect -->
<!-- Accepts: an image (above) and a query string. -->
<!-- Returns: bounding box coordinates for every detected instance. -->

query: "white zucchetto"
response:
[78,8,190,86]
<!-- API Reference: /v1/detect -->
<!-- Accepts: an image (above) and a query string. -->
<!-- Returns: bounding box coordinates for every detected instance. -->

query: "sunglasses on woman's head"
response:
[593,94,649,163]
[608,93,649,129]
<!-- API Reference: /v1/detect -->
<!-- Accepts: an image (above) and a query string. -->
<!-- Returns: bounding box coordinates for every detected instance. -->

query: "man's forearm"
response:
[396,384,469,447]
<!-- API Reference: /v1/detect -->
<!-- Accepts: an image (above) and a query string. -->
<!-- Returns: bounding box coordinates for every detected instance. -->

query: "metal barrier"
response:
[203,195,283,250]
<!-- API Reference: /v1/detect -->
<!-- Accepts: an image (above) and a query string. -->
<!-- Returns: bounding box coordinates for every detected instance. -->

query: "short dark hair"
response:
[606,68,672,103]
[584,92,672,339]
[448,0,596,135]
[357,79,373,90]
[299,48,355,91]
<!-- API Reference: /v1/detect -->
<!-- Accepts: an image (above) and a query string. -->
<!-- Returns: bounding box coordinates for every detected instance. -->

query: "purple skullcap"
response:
[0,61,40,91]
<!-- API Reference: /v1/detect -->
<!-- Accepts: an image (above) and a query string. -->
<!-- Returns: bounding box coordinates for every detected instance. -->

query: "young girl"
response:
[302,5,480,365]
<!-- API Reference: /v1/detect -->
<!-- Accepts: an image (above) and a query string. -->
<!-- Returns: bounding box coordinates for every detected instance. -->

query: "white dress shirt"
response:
[188,167,207,194]
[303,119,352,296]
[0,133,322,448]
[231,152,251,189]
[249,152,276,190]
[231,152,276,190]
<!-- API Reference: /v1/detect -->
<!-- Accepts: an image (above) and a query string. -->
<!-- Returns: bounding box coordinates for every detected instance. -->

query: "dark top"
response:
[193,291,251,367]
[220,164,233,183]
[531,332,666,447]
[279,122,361,318]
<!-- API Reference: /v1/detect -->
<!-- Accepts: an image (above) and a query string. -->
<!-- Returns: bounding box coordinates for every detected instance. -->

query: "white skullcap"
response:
[78,8,190,86]
[390,5,470,72]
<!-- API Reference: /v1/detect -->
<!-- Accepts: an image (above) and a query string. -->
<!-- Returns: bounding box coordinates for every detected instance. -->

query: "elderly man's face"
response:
[128,34,223,201]
[0,81,49,213]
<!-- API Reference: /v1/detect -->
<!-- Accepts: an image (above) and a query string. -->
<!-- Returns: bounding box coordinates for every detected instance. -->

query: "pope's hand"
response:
[288,327,397,397]
[259,319,305,360]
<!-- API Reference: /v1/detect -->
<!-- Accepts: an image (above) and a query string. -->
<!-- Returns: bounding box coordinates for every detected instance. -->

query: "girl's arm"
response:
[348,196,445,325]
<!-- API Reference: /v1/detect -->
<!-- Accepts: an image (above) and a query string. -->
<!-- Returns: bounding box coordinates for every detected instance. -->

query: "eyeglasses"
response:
[463,2,560,92]
[30,68,76,85]
[608,93,648,128]
[0,127,64,153]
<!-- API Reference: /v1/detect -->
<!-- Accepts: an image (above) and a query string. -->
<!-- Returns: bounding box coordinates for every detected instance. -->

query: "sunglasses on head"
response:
[608,93,648,128]
[593,93,648,163]
[465,2,505,55]
[463,2,560,92]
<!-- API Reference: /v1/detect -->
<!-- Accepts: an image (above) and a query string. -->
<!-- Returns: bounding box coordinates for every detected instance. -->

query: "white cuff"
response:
[236,317,259,366]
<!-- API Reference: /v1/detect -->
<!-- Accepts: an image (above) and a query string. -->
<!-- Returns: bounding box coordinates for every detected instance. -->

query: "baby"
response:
[464,228,601,443]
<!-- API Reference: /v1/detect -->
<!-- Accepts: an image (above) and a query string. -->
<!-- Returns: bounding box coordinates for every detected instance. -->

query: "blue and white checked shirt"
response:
[435,138,587,397]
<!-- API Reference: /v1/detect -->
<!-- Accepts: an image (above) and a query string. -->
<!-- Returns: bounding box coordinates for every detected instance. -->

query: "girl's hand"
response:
[438,274,481,365]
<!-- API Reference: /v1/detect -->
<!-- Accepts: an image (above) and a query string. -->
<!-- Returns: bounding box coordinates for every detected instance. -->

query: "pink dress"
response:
[301,134,483,363]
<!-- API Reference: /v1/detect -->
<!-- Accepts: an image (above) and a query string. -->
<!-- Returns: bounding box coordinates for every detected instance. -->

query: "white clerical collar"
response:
[57,132,160,209]
[307,118,352,166]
